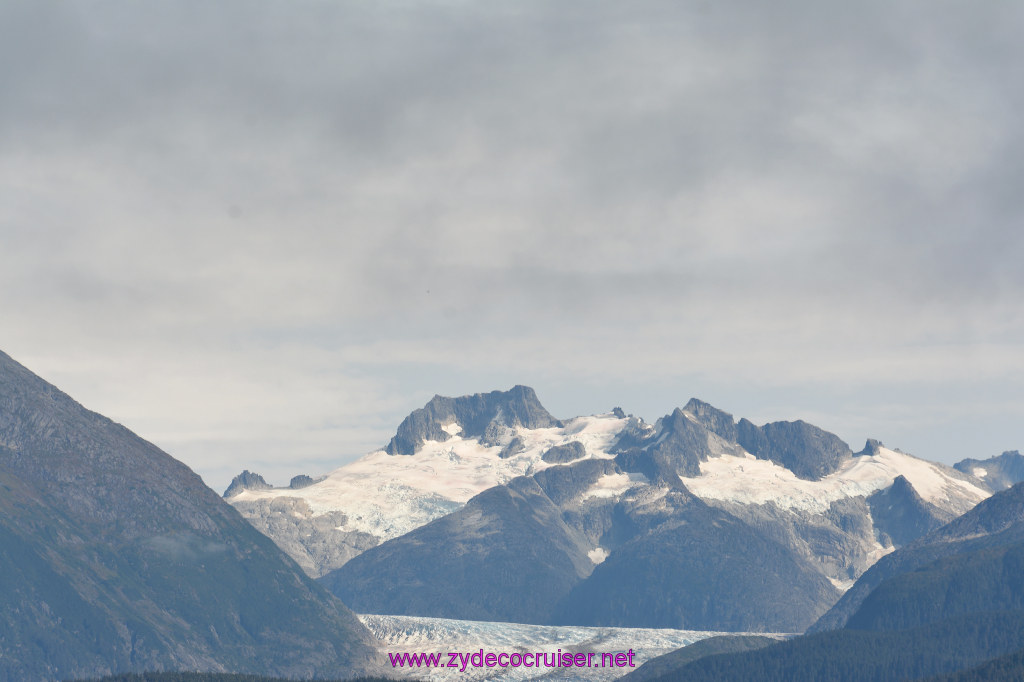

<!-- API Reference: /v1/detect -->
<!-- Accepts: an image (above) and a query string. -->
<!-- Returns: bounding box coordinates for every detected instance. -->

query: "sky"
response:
[2,0,1022,494]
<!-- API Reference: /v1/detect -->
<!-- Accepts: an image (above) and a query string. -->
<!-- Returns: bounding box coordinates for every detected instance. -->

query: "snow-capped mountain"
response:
[228,388,987,583]
[226,386,998,631]
[954,450,1024,491]
[228,402,632,575]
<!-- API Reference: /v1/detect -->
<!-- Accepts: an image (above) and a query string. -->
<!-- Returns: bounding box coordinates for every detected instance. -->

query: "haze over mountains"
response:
[5,345,1022,681]
[227,386,1006,633]
[0,350,377,681]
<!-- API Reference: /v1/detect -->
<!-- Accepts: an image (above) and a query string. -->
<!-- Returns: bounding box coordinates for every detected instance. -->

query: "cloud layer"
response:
[2,0,1021,491]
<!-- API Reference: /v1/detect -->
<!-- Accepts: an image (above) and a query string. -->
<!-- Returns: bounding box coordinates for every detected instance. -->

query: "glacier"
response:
[360,613,789,681]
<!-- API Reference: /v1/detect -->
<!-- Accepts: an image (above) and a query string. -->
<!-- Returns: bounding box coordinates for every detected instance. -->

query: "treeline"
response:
[922,647,1024,681]
[844,543,1024,632]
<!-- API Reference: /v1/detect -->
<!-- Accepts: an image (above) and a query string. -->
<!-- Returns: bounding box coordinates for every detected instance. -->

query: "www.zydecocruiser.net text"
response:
[388,649,637,672]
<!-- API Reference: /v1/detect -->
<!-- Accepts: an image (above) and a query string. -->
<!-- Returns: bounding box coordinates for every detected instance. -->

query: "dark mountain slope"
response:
[955,450,1024,492]
[323,452,839,630]
[618,635,779,682]
[737,418,852,480]
[682,398,739,441]
[867,475,952,547]
[845,543,1024,632]
[921,646,1024,681]
[627,399,854,481]
[641,483,1024,681]
[320,474,593,623]
[646,611,1024,682]
[551,490,839,631]
[0,350,376,681]
[811,482,1024,633]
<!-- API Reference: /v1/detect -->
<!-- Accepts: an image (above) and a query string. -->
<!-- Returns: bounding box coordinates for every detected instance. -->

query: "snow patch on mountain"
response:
[583,472,647,500]
[679,446,988,515]
[232,413,629,541]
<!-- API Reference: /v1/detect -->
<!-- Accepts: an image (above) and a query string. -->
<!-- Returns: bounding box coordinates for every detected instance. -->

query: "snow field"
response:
[361,613,789,681]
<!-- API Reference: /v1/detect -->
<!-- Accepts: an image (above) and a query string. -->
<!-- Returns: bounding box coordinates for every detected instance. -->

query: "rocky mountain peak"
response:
[289,474,316,489]
[223,470,272,497]
[385,385,562,455]
[610,407,713,479]
[860,439,884,456]
[541,441,587,464]
[738,418,852,480]
[867,475,949,547]
[954,450,1024,491]
[889,474,916,495]
[682,398,738,441]
[610,402,854,481]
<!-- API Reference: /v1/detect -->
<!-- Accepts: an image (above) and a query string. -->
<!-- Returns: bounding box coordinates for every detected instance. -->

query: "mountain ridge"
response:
[226,385,998,631]
[0,349,378,681]
[639,482,1024,681]
[384,385,562,455]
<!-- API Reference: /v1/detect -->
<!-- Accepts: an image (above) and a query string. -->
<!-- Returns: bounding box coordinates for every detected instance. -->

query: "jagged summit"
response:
[955,450,1024,491]
[682,397,738,441]
[867,474,950,546]
[374,389,967,494]
[289,474,316,489]
[639,407,719,477]
[810,480,1024,635]
[223,471,321,498]
[223,469,272,497]
[385,385,562,455]
[860,438,885,456]
[736,417,853,480]
[622,399,853,481]
[669,397,855,480]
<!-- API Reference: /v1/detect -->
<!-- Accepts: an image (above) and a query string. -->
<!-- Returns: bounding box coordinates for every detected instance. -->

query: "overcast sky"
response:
[2,0,1021,493]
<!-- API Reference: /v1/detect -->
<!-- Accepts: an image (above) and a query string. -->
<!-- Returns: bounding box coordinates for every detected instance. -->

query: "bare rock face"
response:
[0,350,378,682]
[955,450,1024,491]
[289,474,316,489]
[230,497,379,577]
[222,469,271,497]
[683,398,738,441]
[811,482,1024,635]
[867,475,952,547]
[542,441,587,464]
[705,495,885,593]
[738,418,853,480]
[385,385,562,455]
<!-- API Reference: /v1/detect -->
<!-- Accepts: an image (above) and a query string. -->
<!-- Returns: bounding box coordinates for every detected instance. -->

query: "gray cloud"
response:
[1,0,1021,491]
